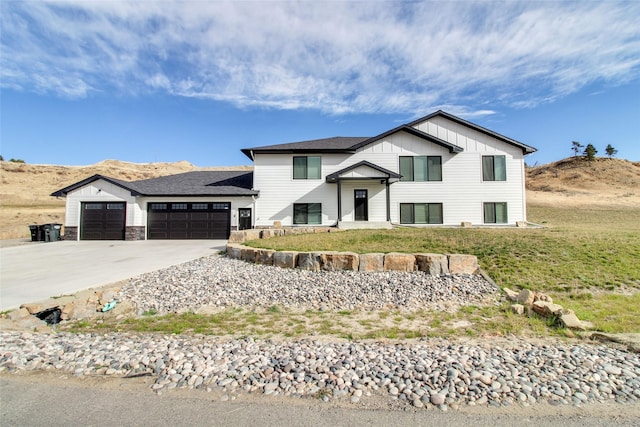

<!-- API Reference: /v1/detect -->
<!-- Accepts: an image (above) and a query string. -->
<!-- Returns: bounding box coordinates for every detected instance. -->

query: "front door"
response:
[354,189,368,221]
[238,208,252,230]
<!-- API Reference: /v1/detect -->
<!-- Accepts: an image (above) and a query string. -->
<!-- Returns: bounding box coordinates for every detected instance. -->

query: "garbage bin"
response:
[28,224,41,242]
[42,223,62,242]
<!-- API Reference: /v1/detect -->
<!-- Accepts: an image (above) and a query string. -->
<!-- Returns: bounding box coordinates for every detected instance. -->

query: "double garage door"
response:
[147,202,231,239]
[80,201,231,240]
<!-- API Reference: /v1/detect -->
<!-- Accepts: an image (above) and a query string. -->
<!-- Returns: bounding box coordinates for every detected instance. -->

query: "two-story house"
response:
[242,110,536,229]
[51,110,535,240]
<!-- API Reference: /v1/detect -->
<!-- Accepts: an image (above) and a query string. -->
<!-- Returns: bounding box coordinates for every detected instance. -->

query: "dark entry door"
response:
[238,208,252,230]
[354,189,368,221]
[80,202,126,240]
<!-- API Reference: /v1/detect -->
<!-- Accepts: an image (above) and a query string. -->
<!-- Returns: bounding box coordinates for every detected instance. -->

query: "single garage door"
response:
[147,202,231,239]
[80,202,126,240]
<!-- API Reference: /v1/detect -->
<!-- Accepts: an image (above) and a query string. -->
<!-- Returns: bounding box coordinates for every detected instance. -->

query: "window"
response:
[171,203,187,210]
[107,203,124,210]
[85,203,103,210]
[293,203,322,224]
[484,202,508,224]
[211,203,230,210]
[399,156,442,181]
[482,155,506,181]
[293,156,321,179]
[400,203,443,224]
[192,203,209,210]
[150,203,167,210]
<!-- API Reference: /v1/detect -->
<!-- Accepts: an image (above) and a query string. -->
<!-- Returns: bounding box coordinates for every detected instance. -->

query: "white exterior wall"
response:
[64,180,137,227]
[253,116,528,226]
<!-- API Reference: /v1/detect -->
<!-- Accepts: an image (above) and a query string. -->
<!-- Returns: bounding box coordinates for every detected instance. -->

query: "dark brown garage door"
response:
[147,202,231,239]
[80,202,126,240]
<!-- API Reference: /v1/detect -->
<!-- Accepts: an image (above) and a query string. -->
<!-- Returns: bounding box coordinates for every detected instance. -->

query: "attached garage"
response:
[51,171,257,241]
[80,202,126,240]
[147,202,231,239]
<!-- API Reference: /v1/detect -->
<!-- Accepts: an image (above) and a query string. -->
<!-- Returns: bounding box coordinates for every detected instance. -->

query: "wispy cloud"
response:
[2,1,639,116]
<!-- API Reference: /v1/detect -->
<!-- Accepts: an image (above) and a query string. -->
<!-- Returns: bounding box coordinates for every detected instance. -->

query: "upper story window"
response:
[293,156,321,179]
[482,155,506,181]
[399,156,442,181]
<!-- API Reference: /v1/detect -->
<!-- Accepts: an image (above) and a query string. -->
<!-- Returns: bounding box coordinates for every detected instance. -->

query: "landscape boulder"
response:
[415,253,449,275]
[383,253,416,272]
[447,254,479,275]
[321,252,359,271]
[503,287,519,302]
[516,289,535,306]
[532,301,565,317]
[227,230,245,243]
[358,253,384,272]
[255,248,275,265]
[297,252,323,271]
[273,251,297,269]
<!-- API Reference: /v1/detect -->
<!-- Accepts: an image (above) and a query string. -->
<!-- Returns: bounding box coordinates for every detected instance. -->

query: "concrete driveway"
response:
[0,240,226,311]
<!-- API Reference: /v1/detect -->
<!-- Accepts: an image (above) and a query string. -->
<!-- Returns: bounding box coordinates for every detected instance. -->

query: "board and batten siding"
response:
[63,180,137,228]
[252,118,528,226]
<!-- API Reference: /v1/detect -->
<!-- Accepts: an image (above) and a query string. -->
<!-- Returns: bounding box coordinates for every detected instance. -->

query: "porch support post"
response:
[337,179,342,222]
[385,178,391,222]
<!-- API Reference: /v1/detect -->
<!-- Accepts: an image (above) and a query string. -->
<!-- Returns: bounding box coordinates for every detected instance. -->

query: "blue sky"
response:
[1,1,639,167]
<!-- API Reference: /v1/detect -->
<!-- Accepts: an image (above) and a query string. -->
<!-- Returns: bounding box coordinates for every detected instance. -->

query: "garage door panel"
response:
[147,202,231,239]
[80,202,126,240]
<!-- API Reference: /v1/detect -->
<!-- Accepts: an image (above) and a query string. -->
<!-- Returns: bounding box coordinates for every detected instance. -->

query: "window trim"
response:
[293,203,322,225]
[399,203,443,224]
[482,155,506,181]
[399,156,442,182]
[293,156,321,180]
[483,202,508,224]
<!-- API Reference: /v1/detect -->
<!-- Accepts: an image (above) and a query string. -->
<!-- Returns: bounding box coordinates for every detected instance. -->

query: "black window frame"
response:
[293,203,322,225]
[399,203,443,224]
[482,155,507,181]
[399,156,442,181]
[293,156,322,180]
[483,202,508,224]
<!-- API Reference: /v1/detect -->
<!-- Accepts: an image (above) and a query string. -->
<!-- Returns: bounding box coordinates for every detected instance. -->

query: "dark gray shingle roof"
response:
[51,171,257,197]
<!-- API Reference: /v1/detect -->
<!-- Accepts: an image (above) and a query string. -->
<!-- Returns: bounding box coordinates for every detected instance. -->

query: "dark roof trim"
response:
[50,174,141,197]
[408,110,537,154]
[326,161,402,183]
[350,125,463,154]
[241,136,368,160]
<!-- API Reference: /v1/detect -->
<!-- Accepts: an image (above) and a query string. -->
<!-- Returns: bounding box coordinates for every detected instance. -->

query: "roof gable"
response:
[50,174,141,197]
[409,110,537,154]
[326,161,402,183]
[350,125,463,153]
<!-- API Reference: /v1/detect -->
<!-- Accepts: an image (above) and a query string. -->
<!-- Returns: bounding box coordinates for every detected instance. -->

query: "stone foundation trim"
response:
[62,226,78,241]
[125,226,146,241]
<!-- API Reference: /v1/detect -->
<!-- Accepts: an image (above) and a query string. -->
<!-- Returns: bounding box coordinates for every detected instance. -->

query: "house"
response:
[52,110,536,240]
[242,110,536,229]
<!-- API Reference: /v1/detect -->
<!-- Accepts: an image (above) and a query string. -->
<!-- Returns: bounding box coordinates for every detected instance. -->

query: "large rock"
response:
[242,229,262,242]
[532,301,565,317]
[19,303,44,315]
[358,253,384,272]
[503,287,519,302]
[227,230,245,243]
[297,252,323,271]
[273,251,297,269]
[99,287,120,305]
[516,289,535,306]
[255,249,275,265]
[560,312,587,330]
[415,253,449,275]
[225,244,243,260]
[383,253,415,272]
[240,247,257,263]
[321,252,359,271]
[447,254,479,275]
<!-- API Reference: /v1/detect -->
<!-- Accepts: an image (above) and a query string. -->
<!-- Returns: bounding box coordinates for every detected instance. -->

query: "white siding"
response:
[253,115,528,226]
[64,180,136,227]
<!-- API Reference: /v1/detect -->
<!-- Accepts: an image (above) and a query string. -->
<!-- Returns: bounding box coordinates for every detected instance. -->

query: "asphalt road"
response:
[0,240,226,310]
[1,373,638,427]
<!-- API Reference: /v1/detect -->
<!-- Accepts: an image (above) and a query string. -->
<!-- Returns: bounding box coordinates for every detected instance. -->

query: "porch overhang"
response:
[325,161,401,222]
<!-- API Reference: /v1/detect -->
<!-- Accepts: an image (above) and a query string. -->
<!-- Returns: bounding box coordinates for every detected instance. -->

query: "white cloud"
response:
[1,1,639,116]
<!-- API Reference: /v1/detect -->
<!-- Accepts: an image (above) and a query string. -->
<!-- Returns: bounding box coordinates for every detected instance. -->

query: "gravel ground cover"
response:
[2,254,639,411]
[119,255,498,313]
[1,332,639,410]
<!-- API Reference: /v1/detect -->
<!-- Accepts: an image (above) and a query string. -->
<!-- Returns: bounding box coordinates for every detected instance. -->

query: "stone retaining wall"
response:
[226,229,479,274]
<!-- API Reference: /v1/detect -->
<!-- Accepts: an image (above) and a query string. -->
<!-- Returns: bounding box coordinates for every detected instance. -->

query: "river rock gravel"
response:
[1,332,639,410]
[119,254,498,313]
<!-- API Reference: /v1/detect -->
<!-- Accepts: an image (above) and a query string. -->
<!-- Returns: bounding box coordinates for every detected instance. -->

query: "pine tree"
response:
[571,141,583,157]
[605,144,618,158]
[583,144,597,161]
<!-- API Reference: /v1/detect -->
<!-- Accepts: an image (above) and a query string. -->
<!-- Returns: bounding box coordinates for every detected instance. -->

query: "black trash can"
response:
[28,224,41,242]
[42,223,62,242]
